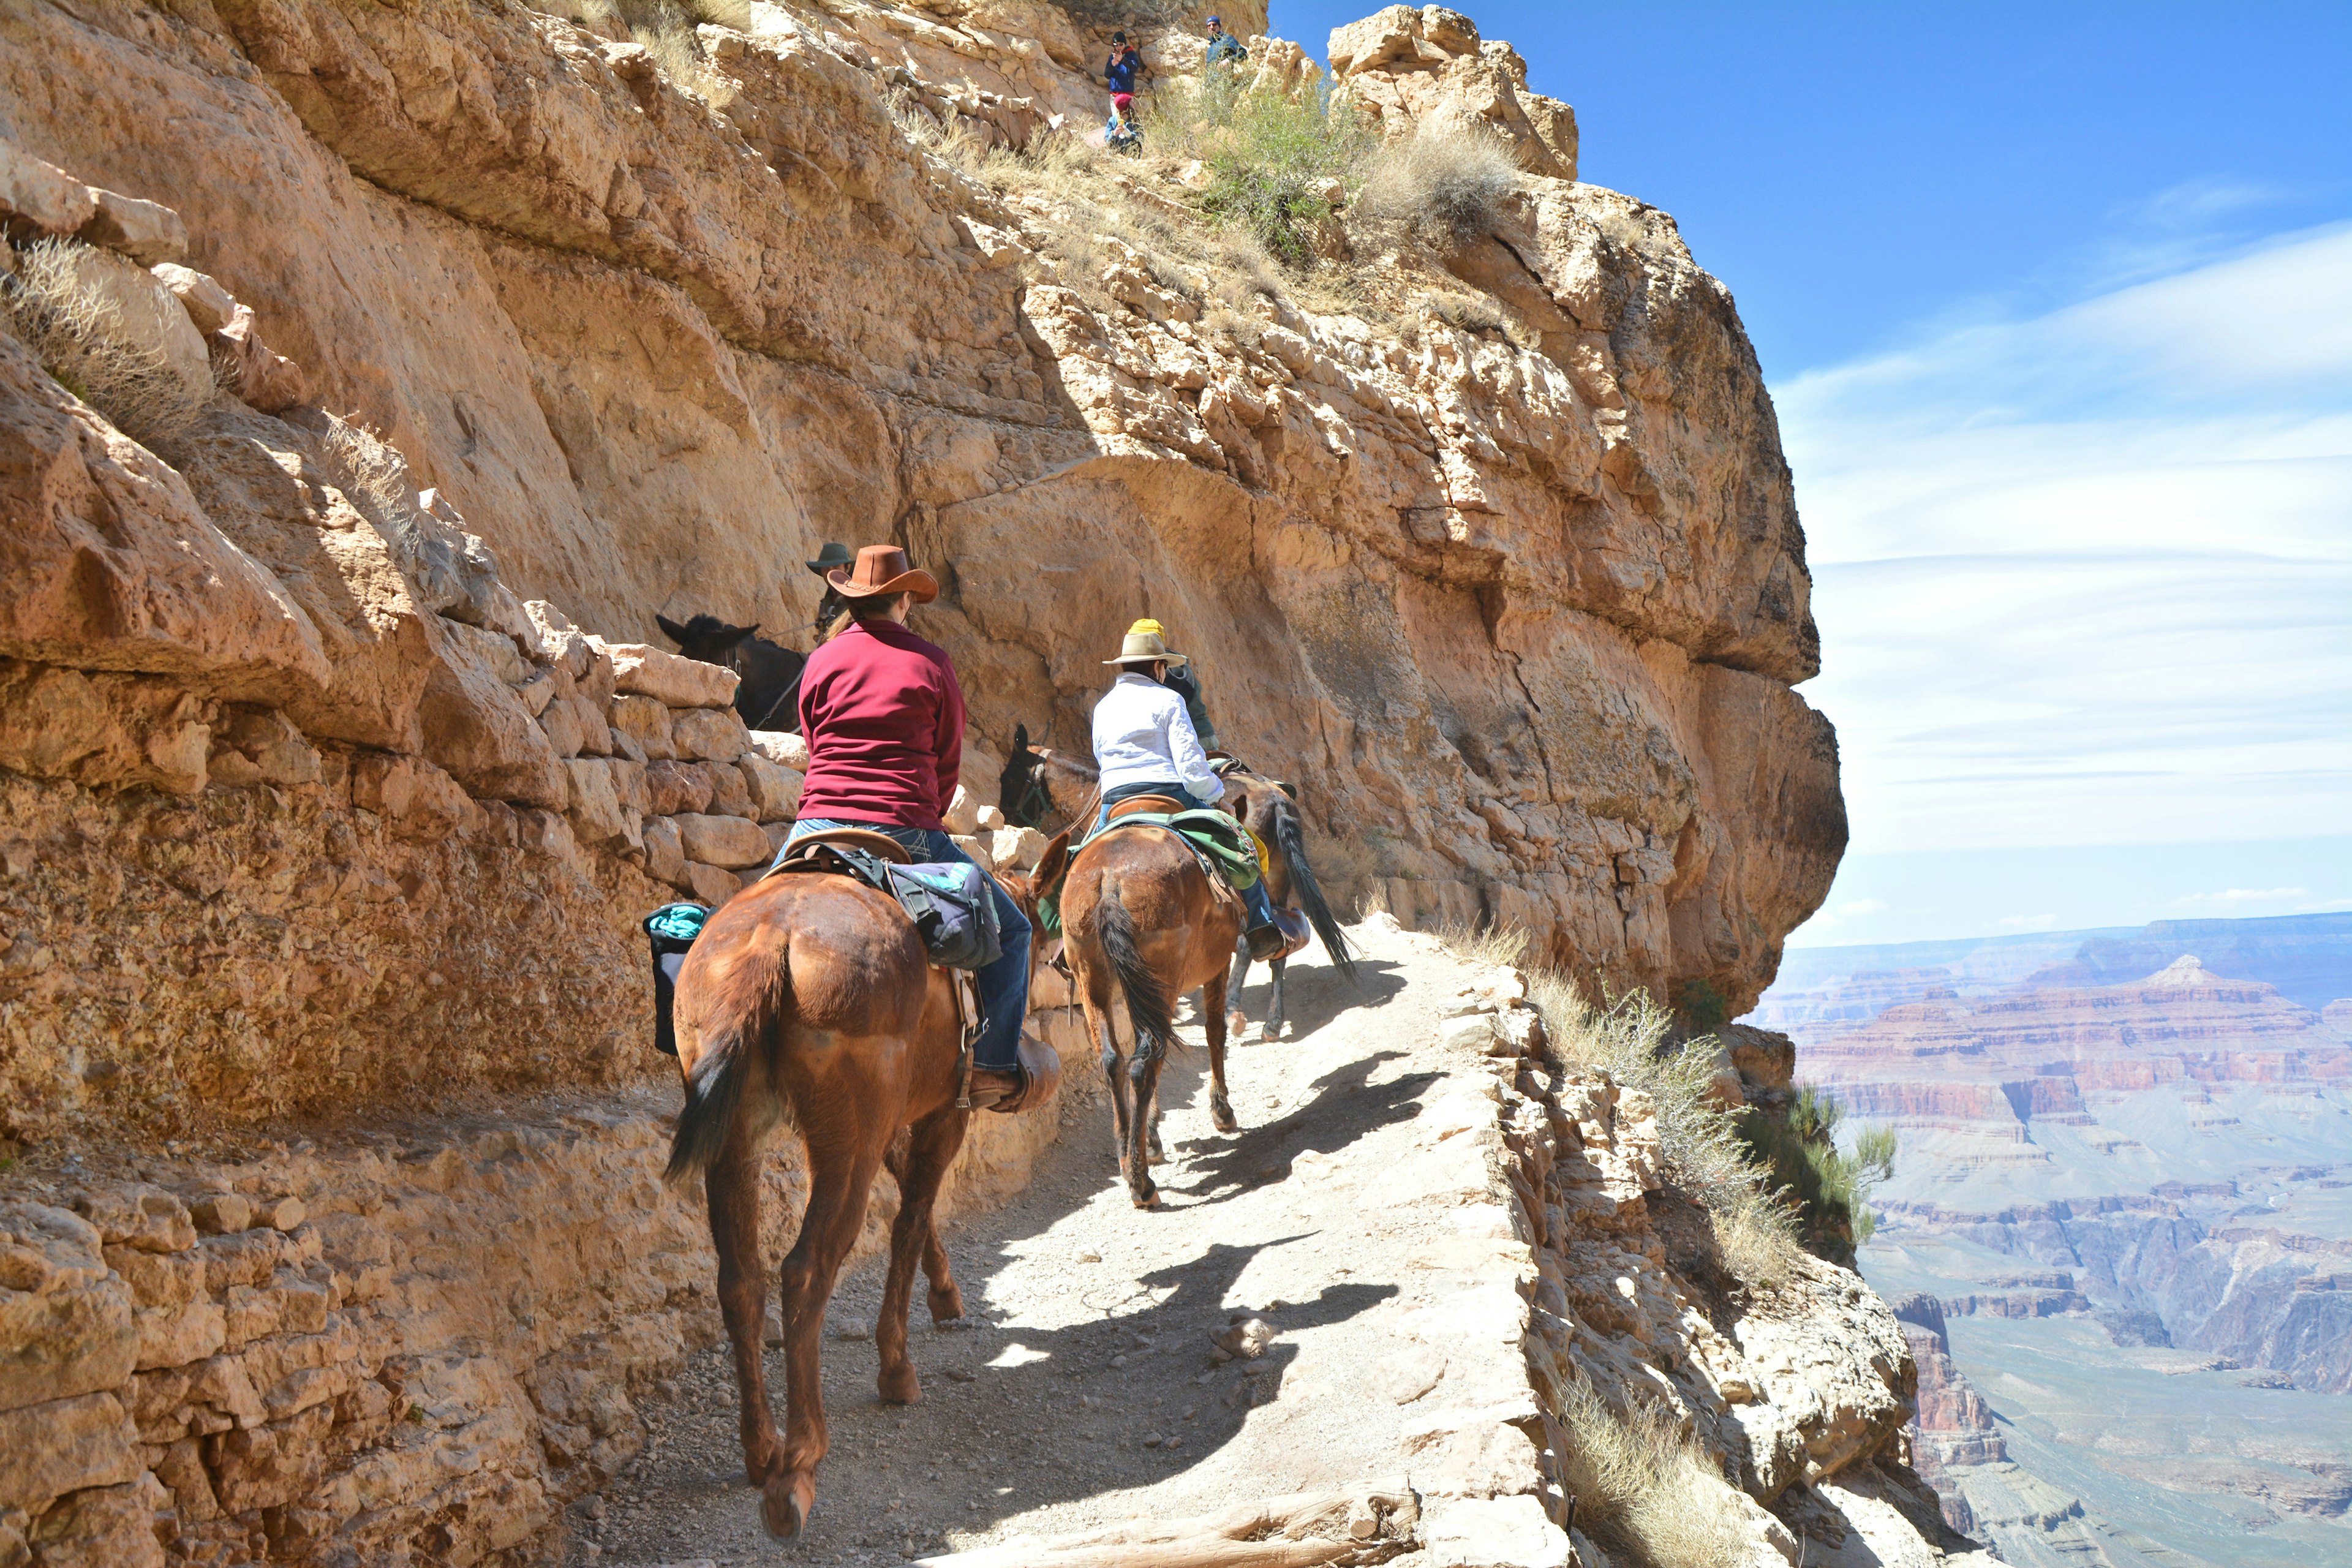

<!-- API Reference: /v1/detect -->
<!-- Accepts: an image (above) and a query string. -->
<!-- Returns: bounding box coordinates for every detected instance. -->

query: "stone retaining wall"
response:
[1,1082,1074,1567]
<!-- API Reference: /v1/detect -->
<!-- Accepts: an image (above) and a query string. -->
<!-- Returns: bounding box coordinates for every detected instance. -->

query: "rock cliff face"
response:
[0,1,1861,1562]
[0,0,1838,1023]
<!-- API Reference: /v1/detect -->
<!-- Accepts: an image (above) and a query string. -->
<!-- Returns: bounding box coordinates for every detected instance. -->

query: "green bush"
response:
[1150,75,1374,266]
[1738,1085,1896,1268]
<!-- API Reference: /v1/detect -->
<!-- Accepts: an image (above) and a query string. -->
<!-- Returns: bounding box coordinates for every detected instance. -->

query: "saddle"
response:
[760,825,994,1107]
[1107,793,1185,820]
[766,826,913,871]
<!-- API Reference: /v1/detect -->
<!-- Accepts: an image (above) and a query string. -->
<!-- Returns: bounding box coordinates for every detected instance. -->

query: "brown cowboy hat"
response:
[827,545,939,603]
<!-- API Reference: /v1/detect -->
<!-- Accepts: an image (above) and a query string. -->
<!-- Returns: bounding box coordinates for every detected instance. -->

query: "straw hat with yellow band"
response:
[1103,617,1188,668]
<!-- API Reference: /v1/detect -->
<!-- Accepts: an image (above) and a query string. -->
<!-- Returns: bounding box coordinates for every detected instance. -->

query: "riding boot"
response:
[1242,880,1284,962]
[967,1033,1063,1115]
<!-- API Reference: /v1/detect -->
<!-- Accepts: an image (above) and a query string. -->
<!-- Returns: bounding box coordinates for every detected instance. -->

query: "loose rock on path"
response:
[587,916,1528,1567]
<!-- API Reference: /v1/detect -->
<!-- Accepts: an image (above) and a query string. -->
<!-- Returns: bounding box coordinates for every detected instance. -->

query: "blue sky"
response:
[1268,2,2352,946]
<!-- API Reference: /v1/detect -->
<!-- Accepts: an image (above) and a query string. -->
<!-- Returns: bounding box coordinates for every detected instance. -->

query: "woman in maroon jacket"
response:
[782,546,1039,1112]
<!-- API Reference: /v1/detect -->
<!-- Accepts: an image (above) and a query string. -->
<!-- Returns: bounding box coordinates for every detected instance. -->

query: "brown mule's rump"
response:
[1060,823,1246,1209]
[662,832,1068,1540]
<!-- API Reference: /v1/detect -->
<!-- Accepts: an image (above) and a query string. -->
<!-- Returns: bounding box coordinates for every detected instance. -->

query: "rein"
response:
[728,637,804,732]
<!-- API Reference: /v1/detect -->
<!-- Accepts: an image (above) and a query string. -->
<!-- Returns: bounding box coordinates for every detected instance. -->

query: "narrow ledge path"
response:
[590,916,1528,1567]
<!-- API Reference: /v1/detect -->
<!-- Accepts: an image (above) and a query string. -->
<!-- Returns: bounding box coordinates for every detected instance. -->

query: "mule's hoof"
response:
[929,1284,967,1324]
[743,1427,784,1487]
[761,1472,816,1540]
[1130,1186,1162,1210]
[879,1365,922,1404]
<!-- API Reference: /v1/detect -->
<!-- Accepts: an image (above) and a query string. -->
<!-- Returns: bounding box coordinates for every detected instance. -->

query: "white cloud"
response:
[2171,886,2310,907]
[1995,913,2060,932]
[1779,222,2352,854]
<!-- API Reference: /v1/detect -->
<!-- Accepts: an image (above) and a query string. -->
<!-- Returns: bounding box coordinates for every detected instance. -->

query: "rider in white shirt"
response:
[1090,619,1283,959]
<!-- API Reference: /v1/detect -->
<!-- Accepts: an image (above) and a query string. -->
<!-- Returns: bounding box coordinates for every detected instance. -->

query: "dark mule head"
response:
[1000,723,1051,828]
[657,612,762,669]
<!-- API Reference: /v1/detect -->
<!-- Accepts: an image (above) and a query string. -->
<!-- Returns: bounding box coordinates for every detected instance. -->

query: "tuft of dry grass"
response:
[1531,971,1806,1287]
[1355,125,1521,248]
[1,238,216,450]
[1428,919,1807,1290]
[532,0,747,104]
[1557,1376,1755,1567]
[315,413,426,552]
[1431,916,1530,972]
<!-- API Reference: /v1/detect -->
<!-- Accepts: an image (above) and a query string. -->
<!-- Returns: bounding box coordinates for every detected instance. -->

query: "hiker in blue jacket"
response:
[1104,31,1144,134]
[1204,14,1247,68]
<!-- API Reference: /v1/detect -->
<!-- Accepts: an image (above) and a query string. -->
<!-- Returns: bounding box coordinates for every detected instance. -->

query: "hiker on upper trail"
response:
[1204,13,1247,67]
[805,541,853,642]
[1091,619,1286,960]
[1104,31,1144,134]
[786,545,1045,1112]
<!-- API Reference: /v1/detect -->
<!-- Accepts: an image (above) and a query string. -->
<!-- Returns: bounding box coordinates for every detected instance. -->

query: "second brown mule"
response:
[1060,821,1246,1208]
[662,833,1068,1539]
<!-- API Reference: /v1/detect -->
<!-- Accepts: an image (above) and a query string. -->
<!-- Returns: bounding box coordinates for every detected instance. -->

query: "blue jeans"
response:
[785,819,1031,1070]
[1093,782,1278,929]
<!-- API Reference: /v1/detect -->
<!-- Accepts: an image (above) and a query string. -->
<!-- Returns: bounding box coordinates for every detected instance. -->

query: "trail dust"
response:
[588,916,1514,1566]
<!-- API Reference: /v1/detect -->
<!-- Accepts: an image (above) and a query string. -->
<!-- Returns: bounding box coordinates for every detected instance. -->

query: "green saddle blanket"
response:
[1037,809,1260,937]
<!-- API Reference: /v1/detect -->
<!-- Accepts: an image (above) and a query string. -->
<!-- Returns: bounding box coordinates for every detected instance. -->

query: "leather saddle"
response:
[1107,793,1186,820]
[768,826,914,874]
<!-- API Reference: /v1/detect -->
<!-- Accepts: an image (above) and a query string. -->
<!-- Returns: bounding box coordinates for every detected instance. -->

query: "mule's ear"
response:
[1012,722,1030,755]
[1035,829,1071,890]
[655,612,688,643]
[731,623,760,644]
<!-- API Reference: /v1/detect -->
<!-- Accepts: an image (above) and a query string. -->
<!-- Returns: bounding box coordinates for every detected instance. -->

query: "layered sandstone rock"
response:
[0,1088,1068,1567]
[0,2,1855,1561]
[0,0,1837,1020]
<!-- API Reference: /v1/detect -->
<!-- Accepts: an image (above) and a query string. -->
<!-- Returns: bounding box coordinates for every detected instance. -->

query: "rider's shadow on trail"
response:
[1163,1049,1439,1210]
[803,1232,1400,1553]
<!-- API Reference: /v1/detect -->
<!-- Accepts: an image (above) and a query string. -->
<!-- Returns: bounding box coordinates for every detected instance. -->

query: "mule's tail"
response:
[1271,798,1358,983]
[1096,881,1175,1055]
[665,949,788,1184]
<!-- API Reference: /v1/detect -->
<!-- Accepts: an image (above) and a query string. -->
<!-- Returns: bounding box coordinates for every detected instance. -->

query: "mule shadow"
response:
[1225,951,1408,1042]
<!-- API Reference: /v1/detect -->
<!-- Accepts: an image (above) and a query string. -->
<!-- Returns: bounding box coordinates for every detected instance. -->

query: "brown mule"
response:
[1060,823,1246,1208]
[662,832,1069,1540]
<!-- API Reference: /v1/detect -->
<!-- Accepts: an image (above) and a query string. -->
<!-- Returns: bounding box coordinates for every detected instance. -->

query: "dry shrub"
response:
[1558,1378,1754,1568]
[1356,124,1521,247]
[1431,916,1531,972]
[1,238,214,449]
[1419,928,1806,1291]
[533,0,747,104]
[316,413,424,551]
[892,100,986,173]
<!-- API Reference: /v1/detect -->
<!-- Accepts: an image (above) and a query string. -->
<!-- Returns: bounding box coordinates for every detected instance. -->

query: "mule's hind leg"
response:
[1270,955,1289,1038]
[875,1107,968,1404]
[706,1133,782,1487]
[1203,969,1238,1133]
[1125,1036,1166,1208]
[764,1125,887,1540]
[1085,993,1133,1172]
[1227,938,1252,1039]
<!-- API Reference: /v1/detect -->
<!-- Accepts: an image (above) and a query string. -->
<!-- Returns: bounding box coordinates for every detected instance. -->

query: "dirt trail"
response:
[588,917,1515,1566]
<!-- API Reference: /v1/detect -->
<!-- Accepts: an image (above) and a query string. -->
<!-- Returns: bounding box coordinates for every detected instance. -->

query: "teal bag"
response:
[644,901,710,1056]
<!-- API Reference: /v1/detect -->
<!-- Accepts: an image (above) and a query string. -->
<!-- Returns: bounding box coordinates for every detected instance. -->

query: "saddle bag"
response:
[886,859,1003,971]
[775,840,1003,971]
[643,901,710,1057]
